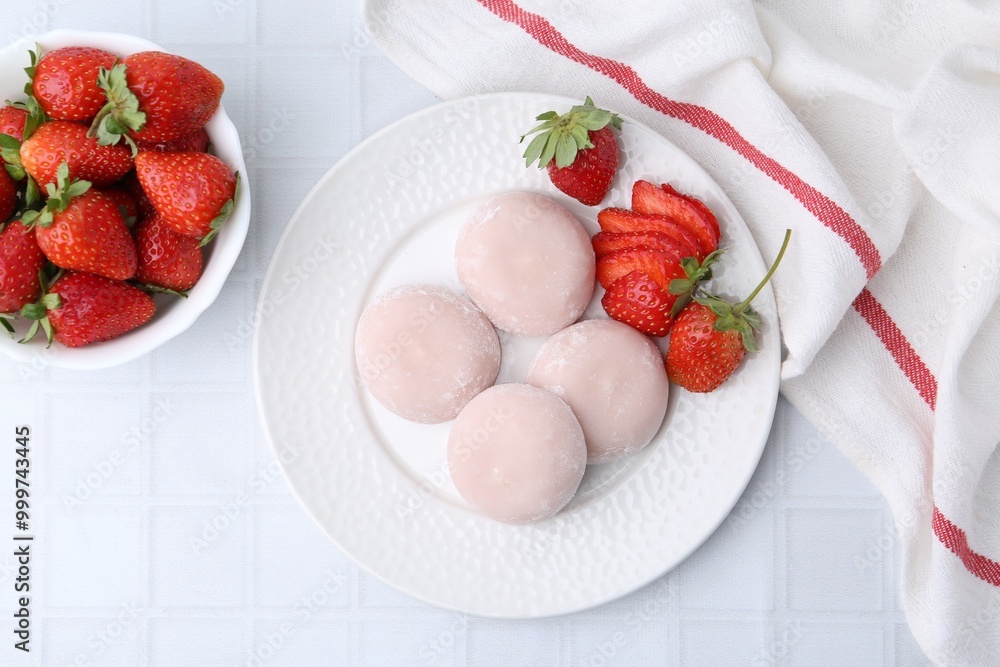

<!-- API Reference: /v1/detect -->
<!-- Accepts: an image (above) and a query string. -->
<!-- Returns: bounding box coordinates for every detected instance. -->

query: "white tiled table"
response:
[0,1,932,665]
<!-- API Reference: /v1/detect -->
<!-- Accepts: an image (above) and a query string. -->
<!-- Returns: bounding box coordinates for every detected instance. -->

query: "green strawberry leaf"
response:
[89,62,146,152]
[554,134,576,169]
[0,315,14,337]
[522,132,548,167]
[18,319,40,344]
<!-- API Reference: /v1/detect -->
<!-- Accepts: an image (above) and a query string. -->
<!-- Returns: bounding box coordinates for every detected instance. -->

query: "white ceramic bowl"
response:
[0,29,250,369]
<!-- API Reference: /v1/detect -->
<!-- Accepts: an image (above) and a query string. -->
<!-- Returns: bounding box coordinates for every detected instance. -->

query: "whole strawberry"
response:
[20,120,133,188]
[666,230,790,392]
[521,97,622,206]
[90,52,223,147]
[0,105,27,141]
[134,214,204,291]
[135,151,237,245]
[31,46,117,121]
[25,163,137,280]
[0,222,46,313]
[20,270,155,348]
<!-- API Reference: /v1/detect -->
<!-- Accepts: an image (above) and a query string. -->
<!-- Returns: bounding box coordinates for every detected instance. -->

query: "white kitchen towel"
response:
[363,0,1000,664]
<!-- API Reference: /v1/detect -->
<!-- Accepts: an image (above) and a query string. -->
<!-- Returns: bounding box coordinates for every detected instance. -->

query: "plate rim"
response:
[252,91,781,618]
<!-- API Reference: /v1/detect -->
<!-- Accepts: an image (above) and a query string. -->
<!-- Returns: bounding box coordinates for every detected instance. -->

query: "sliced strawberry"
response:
[601,270,675,337]
[631,180,718,253]
[662,183,721,239]
[592,230,701,262]
[595,246,685,291]
[596,207,707,257]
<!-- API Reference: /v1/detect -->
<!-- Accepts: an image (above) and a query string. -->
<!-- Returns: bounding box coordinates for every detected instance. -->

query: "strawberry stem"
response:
[734,229,791,315]
[521,97,622,169]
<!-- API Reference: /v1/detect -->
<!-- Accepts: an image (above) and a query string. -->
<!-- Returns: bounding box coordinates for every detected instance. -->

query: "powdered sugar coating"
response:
[455,192,595,336]
[448,383,587,524]
[526,319,669,464]
[355,285,501,424]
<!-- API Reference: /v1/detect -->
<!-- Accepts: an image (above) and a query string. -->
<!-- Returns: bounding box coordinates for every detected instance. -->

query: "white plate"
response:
[253,93,780,618]
[0,30,250,369]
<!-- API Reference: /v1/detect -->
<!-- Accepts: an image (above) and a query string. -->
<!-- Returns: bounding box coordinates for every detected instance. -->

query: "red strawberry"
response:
[90,53,223,146]
[31,46,117,121]
[665,302,747,392]
[20,270,155,348]
[632,180,719,253]
[120,171,156,222]
[592,230,700,262]
[134,214,203,291]
[663,183,720,239]
[595,246,684,290]
[522,97,621,206]
[601,270,675,337]
[20,120,133,188]
[0,105,27,141]
[98,186,139,228]
[665,230,791,392]
[596,208,707,258]
[135,151,237,244]
[0,222,46,313]
[135,127,210,153]
[26,163,137,280]
[0,168,17,220]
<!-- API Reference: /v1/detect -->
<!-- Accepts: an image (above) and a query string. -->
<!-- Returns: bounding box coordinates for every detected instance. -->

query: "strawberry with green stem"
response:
[521,97,622,206]
[24,162,137,280]
[20,269,155,348]
[665,229,791,392]
[90,51,223,151]
[0,221,47,335]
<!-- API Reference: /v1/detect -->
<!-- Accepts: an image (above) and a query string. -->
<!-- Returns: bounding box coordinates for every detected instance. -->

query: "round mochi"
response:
[455,192,595,336]
[448,383,587,524]
[525,319,669,464]
[355,285,501,424]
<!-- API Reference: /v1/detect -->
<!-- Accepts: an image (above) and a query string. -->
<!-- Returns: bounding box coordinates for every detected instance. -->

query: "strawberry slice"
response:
[601,269,675,337]
[596,207,707,258]
[631,180,718,253]
[662,183,721,239]
[592,230,701,262]
[596,246,685,291]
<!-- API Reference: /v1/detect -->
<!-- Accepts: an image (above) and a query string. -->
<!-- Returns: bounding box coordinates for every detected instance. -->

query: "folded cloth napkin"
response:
[363,0,1000,663]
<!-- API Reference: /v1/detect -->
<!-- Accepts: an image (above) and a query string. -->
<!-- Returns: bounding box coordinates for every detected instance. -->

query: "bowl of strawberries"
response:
[0,29,250,369]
